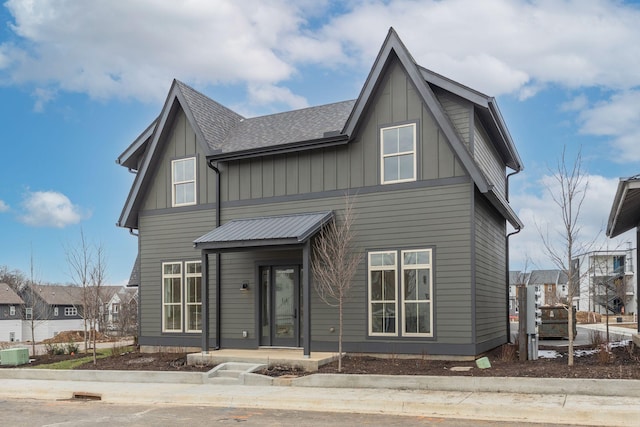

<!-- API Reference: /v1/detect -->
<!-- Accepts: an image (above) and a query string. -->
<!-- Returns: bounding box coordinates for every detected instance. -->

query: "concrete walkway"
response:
[1,368,639,426]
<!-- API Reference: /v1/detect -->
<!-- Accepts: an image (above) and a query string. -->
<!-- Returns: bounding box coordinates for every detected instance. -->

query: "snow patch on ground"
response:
[538,340,630,359]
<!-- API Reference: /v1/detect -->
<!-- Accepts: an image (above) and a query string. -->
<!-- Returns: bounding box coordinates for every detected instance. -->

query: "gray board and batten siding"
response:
[129,30,521,356]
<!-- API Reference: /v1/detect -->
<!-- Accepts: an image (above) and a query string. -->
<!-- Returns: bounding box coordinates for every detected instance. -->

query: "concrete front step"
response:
[206,362,267,384]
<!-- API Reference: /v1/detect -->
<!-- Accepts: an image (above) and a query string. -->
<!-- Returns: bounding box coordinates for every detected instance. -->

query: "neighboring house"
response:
[104,287,138,332]
[0,284,25,342]
[574,249,636,315]
[19,285,85,342]
[117,28,524,357]
[508,271,529,319]
[529,270,569,307]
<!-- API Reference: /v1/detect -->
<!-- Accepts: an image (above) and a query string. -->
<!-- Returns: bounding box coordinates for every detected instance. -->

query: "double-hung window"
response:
[25,307,32,320]
[368,251,398,335]
[162,261,202,333]
[368,248,434,337]
[9,306,15,316]
[185,261,202,332]
[162,262,183,332]
[402,249,432,336]
[381,123,416,184]
[172,157,196,206]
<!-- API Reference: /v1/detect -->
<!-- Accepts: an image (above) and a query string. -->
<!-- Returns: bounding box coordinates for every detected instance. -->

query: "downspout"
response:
[505,169,521,343]
[207,159,222,350]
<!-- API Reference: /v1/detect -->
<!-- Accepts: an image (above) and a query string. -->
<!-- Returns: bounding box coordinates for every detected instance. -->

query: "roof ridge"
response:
[244,99,356,121]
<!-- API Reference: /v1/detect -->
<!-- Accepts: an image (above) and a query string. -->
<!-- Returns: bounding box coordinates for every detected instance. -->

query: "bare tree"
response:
[311,196,362,372]
[115,291,138,339]
[87,243,107,364]
[538,148,596,366]
[22,250,53,356]
[65,229,92,353]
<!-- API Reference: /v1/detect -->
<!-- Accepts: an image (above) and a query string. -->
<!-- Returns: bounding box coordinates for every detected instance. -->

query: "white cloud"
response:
[509,172,633,271]
[20,191,88,228]
[576,90,640,162]
[2,0,640,109]
[0,200,9,212]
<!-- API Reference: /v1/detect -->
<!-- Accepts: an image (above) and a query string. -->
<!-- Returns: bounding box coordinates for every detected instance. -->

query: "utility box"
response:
[539,306,577,339]
[0,347,29,366]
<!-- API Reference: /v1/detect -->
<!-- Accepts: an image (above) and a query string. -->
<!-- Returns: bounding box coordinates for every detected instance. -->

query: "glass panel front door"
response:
[260,266,299,347]
[273,267,297,346]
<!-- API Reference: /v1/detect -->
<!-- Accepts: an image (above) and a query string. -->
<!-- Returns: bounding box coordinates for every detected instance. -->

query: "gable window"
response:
[172,157,196,207]
[25,308,32,320]
[368,248,434,337]
[162,260,202,333]
[54,307,59,316]
[9,306,15,316]
[65,307,77,316]
[381,123,416,184]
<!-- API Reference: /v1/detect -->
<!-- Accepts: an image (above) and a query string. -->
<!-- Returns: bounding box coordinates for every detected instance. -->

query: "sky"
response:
[1,0,640,285]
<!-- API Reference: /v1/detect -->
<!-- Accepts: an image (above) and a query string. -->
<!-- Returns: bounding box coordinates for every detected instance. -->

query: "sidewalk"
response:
[1,369,639,426]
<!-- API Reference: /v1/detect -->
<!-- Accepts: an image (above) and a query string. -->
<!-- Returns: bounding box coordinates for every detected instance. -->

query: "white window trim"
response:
[54,307,59,316]
[162,262,183,332]
[25,307,32,320]
[9,306,15,316]
[380,123,417,185]
[171,157,197,207]
[401,249,433,337]
[368,251,398,336]
[185,261,202,333]
[64,307,78,316]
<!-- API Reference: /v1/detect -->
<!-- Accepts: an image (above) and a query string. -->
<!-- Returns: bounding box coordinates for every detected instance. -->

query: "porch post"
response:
[201,251,209,352]
[303,240,311,357]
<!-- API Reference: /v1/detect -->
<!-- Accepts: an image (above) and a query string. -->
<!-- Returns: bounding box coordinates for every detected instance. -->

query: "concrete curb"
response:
[2,368,640,397]
[291,373,640,397]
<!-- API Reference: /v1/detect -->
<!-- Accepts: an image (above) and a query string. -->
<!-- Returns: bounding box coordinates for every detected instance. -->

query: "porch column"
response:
[303,240,311,357]
[201,251,209,352]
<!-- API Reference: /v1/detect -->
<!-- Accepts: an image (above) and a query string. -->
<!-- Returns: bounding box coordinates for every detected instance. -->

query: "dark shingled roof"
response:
[218,100,355,154]
[174,80,245,151]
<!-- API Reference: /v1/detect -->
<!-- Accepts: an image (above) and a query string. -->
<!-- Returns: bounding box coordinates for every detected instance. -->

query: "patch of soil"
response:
[41,330,110,345]
[303,344,640,380]
[74,351,213,372]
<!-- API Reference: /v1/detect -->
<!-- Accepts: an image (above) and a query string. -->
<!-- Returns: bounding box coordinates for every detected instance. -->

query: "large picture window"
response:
[162,261,202,333]
[381,123,416,184]
[172,157,196,207]
[368,248,434,337]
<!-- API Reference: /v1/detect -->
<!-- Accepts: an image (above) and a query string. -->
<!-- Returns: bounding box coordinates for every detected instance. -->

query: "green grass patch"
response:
[31,350,111,370]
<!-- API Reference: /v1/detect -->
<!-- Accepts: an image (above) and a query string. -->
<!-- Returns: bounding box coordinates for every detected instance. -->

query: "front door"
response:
[260,266,300,347]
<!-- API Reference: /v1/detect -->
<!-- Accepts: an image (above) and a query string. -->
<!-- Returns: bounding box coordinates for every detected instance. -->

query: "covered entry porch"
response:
[194,211,334,357]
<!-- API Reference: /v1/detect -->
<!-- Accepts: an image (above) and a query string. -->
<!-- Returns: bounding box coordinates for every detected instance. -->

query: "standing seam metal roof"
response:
[194,211,333,247]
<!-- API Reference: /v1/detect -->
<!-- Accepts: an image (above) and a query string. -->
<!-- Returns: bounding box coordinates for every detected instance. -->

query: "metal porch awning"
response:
[193,211,334,250]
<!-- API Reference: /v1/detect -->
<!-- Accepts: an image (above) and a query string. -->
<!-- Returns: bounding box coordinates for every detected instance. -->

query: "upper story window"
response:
[65,307,78,316]
[9,306,15,316]
[381,123,416,184]
[172,157,196,207]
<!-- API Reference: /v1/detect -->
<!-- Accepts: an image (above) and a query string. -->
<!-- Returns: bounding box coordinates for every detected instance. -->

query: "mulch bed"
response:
[5,342,640,379]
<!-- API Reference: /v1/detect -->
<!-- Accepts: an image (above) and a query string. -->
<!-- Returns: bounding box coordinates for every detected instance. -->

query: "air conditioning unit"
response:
[0,347,29,366]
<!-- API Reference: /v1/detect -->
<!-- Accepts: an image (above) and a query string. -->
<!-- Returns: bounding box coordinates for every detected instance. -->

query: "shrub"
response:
[588,330,606,348]
[65,341,79,355]
[45,343,65,356]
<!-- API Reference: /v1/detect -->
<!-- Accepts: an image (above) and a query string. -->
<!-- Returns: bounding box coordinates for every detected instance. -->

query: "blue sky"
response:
[1,0,640,284]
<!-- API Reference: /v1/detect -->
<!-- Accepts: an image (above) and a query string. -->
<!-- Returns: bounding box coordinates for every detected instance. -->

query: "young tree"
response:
[311,196,362,372]
[538,148,596,366]
[87,243,107,364]
[65,229,92,353]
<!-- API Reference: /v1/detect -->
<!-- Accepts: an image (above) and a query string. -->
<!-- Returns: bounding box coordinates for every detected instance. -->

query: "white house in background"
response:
[0,284,25,342]
[104,287,138,331]
[574,248,637,315]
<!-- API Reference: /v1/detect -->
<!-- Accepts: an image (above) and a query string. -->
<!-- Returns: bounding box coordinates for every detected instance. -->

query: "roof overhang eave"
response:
[207,135,349,162]
[607,177,640,237]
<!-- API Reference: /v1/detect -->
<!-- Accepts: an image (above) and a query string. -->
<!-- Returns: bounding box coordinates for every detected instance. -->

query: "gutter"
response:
[505,168,523,342]
[206,158,222,352]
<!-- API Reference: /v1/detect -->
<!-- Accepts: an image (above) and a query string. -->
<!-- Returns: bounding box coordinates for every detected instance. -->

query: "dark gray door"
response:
[260,266,300,347]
